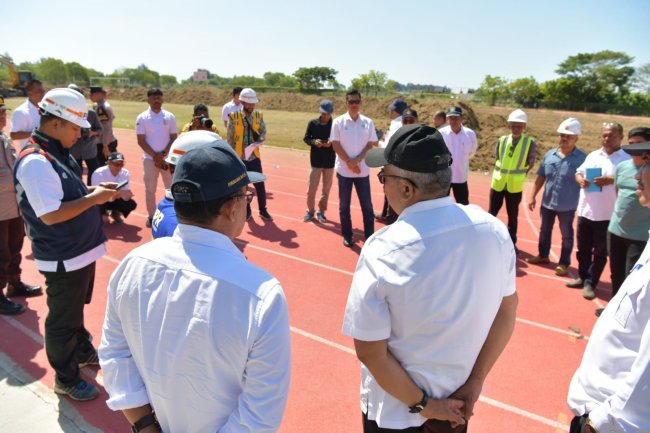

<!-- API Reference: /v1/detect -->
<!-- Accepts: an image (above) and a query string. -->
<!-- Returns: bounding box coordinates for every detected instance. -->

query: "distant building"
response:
[193,69,209,82]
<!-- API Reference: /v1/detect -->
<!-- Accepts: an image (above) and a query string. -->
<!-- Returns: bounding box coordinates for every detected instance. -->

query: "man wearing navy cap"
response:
[303,99,335,222]
[99,143,291,433]
[343,125,518,432]
[438,106,478,205]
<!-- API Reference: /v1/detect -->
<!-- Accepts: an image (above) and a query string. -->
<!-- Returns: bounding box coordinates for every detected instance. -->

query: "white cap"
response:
[39,88,91,128]
[165,130,225,165]
[239,88,259,104]
[507,109,527,123]
[557,117,581,136]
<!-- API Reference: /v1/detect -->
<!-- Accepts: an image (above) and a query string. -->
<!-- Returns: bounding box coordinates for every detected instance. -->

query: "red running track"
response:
[0,128,611,432]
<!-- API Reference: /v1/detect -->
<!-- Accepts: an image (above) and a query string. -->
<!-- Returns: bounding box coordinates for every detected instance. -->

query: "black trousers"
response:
[449,182,469,205]
[97,140,118,166]
[244,158,268,212]
[488,189,522,244]
[41,261,96,385]
[0,216,25,288]
[608,231,646,296]
[576,217,609,287]
[99,199,138,218]
[362,412,467,433]
[569,415,588,433]
[75,157,99,186]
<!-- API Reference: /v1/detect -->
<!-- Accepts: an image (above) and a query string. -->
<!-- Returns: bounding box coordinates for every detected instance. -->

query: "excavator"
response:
[0,55,35,97]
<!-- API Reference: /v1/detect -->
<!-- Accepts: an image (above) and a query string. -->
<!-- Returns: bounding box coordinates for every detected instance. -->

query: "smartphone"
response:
[115,180,129,190]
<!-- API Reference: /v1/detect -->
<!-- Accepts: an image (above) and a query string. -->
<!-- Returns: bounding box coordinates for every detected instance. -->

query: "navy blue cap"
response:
[365,124,452,173]
[388,98,408,115]
[171,144,266,203]
[319,99,334,114]
[402,108,418,119]
[446,106,463,117]
[623,141,650,156]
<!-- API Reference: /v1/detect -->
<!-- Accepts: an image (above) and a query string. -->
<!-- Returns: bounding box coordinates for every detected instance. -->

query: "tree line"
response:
[474,50,650,116]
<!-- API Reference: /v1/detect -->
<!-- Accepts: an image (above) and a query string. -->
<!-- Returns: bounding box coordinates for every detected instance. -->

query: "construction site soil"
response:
[112,87,649,173]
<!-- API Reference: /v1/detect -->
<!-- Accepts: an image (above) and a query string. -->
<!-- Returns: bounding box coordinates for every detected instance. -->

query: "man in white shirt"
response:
[10,79,45,149]
[567,151,650,433]
[91,152,136,223]
[14,88,118,401]
[221,86,243,128]
[438,106,478,205]
[331,89,378,247]
[344,125,518,433]
[135,88,178,228]
[567,123,631,299]
[99,143,291,433]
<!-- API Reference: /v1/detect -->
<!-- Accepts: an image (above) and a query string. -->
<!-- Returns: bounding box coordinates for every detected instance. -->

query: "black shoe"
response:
[0,295,25,315]
[145,216,153,228]
[566,278,584,288]
[6,281,43,298]
[343,238,353,248]
[594,308,604,317]
[259,209,273,221]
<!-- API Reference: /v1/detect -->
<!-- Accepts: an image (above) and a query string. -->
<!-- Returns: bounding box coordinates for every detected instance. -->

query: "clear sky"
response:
[2,0,648,90]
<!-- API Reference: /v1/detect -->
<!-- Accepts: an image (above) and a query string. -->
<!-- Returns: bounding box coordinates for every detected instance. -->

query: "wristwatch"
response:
[131,412,161,433]
[408,388,429,414]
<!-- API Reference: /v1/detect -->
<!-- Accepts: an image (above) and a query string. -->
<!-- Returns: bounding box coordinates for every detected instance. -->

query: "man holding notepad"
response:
[568,123,630,299]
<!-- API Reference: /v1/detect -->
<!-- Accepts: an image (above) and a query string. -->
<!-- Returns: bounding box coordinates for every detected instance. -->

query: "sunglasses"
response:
[346,99,361,105]
[377,169,418,188]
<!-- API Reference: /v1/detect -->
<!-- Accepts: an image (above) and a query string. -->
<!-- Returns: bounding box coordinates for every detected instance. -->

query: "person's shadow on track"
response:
[0,307,47,385]
[102,222,143,243]
[246,219,299,249]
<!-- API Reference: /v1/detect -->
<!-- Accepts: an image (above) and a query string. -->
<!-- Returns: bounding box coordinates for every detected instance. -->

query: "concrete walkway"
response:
[0,353,102,433]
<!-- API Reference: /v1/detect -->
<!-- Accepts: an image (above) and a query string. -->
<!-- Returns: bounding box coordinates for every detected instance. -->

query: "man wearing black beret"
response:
[343,125,518,432]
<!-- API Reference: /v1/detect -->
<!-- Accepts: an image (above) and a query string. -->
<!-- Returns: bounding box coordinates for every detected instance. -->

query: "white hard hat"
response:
[165,130,226,165]
[557,117,581,136]
[507,109,527,123]
[239,88,259,104]
[39,88,91,128]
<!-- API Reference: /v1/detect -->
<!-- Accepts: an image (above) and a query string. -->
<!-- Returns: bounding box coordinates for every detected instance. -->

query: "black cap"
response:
[107,152,125,162]
[89,86,105,94]
[446,106,463,117]
[365,124,452,173]
[623,141,650,156]
[388,98,408,115]
[402,108,418,119]
[171,144,266,203]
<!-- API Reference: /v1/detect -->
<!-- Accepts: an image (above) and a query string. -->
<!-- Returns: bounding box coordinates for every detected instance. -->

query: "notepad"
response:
[585,167,602,192]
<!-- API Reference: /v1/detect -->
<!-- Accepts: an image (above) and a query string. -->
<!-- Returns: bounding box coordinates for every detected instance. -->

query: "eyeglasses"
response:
[229,192,255,204]
[346,99,361,105]
[377,169,418,188]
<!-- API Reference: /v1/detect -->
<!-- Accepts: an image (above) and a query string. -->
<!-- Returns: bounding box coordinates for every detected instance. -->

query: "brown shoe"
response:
[525,255,550,265]
[555,264,569,276]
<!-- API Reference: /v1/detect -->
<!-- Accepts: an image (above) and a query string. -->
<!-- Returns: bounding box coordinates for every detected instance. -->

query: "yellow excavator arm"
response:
[0,55,20,87]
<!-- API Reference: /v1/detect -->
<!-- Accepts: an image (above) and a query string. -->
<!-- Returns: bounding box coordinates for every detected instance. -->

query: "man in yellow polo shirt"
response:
[488,109,536,252]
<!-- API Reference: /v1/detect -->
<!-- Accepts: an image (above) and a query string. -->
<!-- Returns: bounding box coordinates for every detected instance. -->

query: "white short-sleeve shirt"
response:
[221,100,242,123]
[91,165,131,202]
[379,117,402,149]
[576,148,631,221]
[343,197,516,429]
[10,99,41,148]
[15,153,106,272]
[135,108,177,160]
[330,112,378,178]
[438,125,478,183]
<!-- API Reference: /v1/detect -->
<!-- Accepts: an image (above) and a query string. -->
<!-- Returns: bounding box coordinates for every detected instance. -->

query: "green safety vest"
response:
[491,134,533,193]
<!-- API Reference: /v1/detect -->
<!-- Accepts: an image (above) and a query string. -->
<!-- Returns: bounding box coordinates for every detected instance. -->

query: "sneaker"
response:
[566,278,584,288]
[525,256,550,265]
[316,211,327,223]
[582,283,596,300]
[343,238,353,248]
[145,216,153,228]
[555,264,569,276]
[259,209,273,221]
[54,379,100,401]
[6,281,42,298]
[304,211,314,222]
[0,295,25,315]
[78,350,100,368]
[111,211,124,224]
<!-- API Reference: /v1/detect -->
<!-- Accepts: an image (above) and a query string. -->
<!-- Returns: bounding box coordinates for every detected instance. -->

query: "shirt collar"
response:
[174,223,244,258]
[30,129,66,160]
[398,196,455,219]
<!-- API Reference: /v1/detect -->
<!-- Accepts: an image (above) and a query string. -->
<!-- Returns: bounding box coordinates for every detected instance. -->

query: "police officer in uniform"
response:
[90,86,117,166]
[13,88,118,401]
